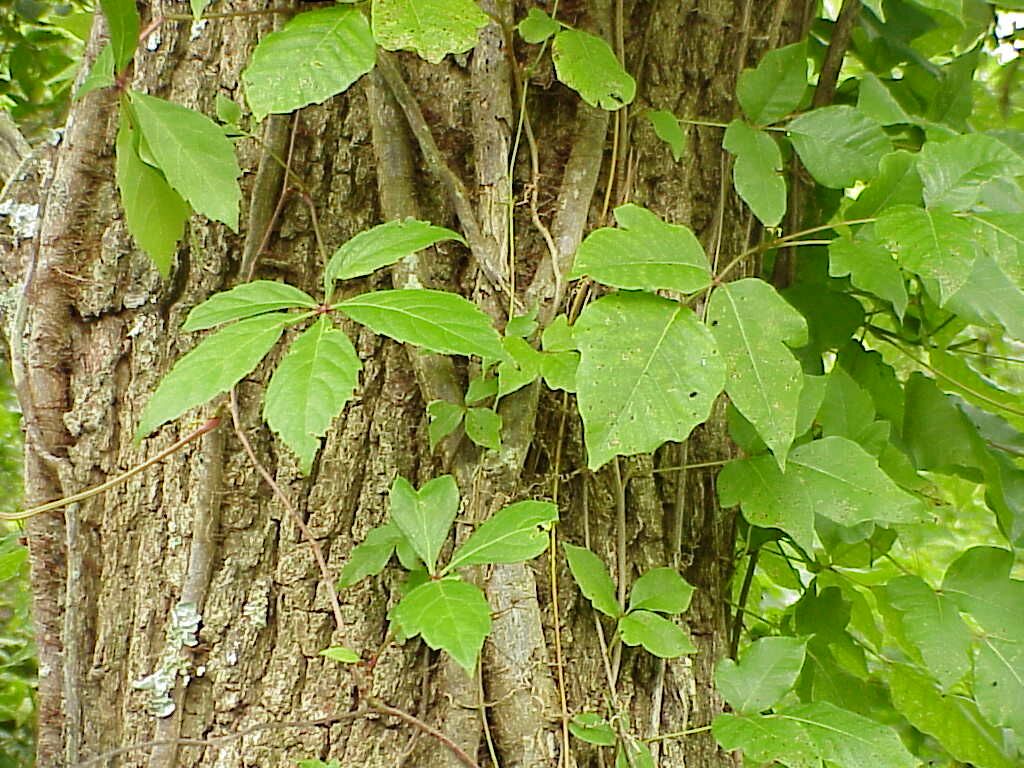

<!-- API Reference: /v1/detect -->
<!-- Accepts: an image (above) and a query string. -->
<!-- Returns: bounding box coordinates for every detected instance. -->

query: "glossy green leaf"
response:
[619,610,695,658]
[708,279,807,468]
[324,219,464,291]
[337,289,505,360]
[645,109,685,162]
[388,474,459,574]
[99,0,139,72]
[713,713,819,768]
[263,317,362,474]
[320,646,361,664]
[569,713,616,746]
[243,6,376,120]
[129,92,242,231]
[890,664,1015,768]
[76,44,115,100]
[570,204,710,293]
[715,636,807,714]
[552,28,636,111]
[628,567,693,615]
[564,543,619,619]
[737,41,808,126]
[464,407,502,450]
[846,151,923,220]
[338,522,404,587]
[136,314,285,440]
[115,113,190,277]
[829,231,908,319]
[447,500,557,571]
[517,7,559,44]
[918,134,1024,212]
[183,281,318,331]
[427,400,464,451]
[574,292,724,469]
[723,120,787,227]
[787,106,890,188]
[390,578,491,672]
[372,0,488,64]
[947,253,1024,341]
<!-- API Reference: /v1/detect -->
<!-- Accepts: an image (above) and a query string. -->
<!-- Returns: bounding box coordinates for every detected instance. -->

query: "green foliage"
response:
[371,0,488,64]
[551,28,635,111]
[723,120,787,227]
[643,109,686,162]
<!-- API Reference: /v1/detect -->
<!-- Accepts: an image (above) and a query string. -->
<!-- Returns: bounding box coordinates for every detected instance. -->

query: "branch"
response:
[813,0,861,108]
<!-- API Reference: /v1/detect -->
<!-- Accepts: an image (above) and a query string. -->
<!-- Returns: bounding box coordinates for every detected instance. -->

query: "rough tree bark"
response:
[1,1,802,766]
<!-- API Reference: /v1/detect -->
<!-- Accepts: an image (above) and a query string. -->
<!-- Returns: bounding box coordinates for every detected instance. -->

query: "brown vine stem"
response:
[0,417,221,521]
[367,699,482,768]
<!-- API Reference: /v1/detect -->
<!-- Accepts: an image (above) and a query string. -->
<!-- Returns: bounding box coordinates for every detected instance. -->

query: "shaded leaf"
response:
[99,0,139,72]
[390,578,491,672]
[829,230,908,319]
[76,44,115,100]
[552,28,636,110]
[564,543,619,619]
[320,646,361,664]
[846,150,923,220]
[183,281,318,331]
[723,120,787,227]
[338,522,404,587]
[517,7,559,44]
[427,400,464,451]
[619,610,695,658]
[737,41,808,125]
[713,713,819,768]
[782,701,917,768]
[645,109,685,162]
[569,713,616,746]
[787,106,890,188]
[464,407,502,450]
[715,636,807,714]
[628,568,693,615]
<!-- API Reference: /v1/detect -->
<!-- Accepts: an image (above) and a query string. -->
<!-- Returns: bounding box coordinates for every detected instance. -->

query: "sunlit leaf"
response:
[787,106,890,189]
[388,474,459,574]
[715,636,807,714]
[390,578,491,672]
[737,41,808,126]
[447,500,558,571]
[183,281,318,331]
[619,610,695,658]
[372,0,488,64]
[564,543,619,619]
[552,28,636,110]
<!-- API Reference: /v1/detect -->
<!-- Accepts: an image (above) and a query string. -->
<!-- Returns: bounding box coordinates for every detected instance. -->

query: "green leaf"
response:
[517,7,560,44]
[99,0,139,72]
[496,337,542,398]
[183,281,318,331]
[856,73,912,125]
[918,134,1024,211]
[708,279,807,468]
[504,309,538,339]
[619,610,695,658]
[570,204,711,293]
[974,636,1024,738]
[115,112,190,277]
[542,315,575,352]
[628,568,693,615]
[723,120,787,227]
[569,713,616,747]
[136,314,285,440]
[828,231,908,319]
[263,317,362,474]
[465,376,498,405]
[464,407,501,450]
[338,522,404,586]
[574,293,724,470]
[644,109,685,162]
[337,289,505,360]
[243,6,376,120]
[787,106,890,189]
[780,702,917,768]
[563,543,620,619]
[0,545,27,582]
[846,151,923,220]
[129,92,243,231]
[388,474,459,575]
[943,546,1024,639]
[191,0,211,19]
[320,646,361,664]
[737,41,808,126]
[615,739,655,768]
[372,0,489,64]
[76,44,115,100]
[715,636,807,715]
[889,664,1015,768]
[324,219,464,291]
[447,500,558,571]
[541,351,578,392]
[552,28,636,111]
[390,578,491,672]
[876,205,979,304]
[427,400,464,451]
[215,95,243,126]
[713,713,819,768]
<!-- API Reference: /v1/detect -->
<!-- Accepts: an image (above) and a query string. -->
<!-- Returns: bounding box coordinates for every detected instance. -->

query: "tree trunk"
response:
[1,1,801,766]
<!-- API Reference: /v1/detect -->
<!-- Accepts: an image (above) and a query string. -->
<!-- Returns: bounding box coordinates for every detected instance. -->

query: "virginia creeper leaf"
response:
[517,7,559,44]
[619,610,695,658]
[563,543,619,619]
[569,713,616,746]
[338,522,404,587]
[715,636,807,715]
[446,500,558,571]
[628,567,693,615]
[723,120,787,227]
[918,133,1024,211]
[552,28,636,111]
[100,0,139,72]
[372,0,489,64]
[645,109,686,162]
[427,400,464,450]
[183,281,318,331]
[736,41,808,126]
[390,578,491,672]
[464,407,502,450]
[388,474,459,575]
[787,106,890,188]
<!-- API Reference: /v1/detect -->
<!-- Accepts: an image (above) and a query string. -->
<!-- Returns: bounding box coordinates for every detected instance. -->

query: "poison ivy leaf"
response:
[828,231,908,319]
[877,575,970,690]
[787,106,890,188]
[497,337,542,398]
[628,568,693,615]
[324,219,464,291]
[320,646,361,664]
[918,133,1024,211]
[427,400,464,450]
[99,0,139,72]
[464,407,501,450]
[337,289,505,360]
[946,253,1024,341]
[76,44,115,100]
[575,292,724,469]
[890,665,1015,768]
[569,713,616,746]
[708,279,807,468]
[338,522,404,586]
[390,578,491,672]
[542,316,575,352]
[619,610,695,658]
[136,314,285,440]
[129,92,242,231]
[713,713,819,768]
[817,367,877,447]
[856,73,912,125]
[372,0,489,64]
[447,500,558,571]
[723,120,787,227]
[928,350,1023,420]
[115,113,190,277]
[974,637,1024,738]
[645,109,685,162]
[541,351,578,392]
[564,543,619,619]
[465,376,498,405]
[876,205,979,304]
[388,474,459,574]
[552,28,636,111]
[783,701,917,768]
[243,6,375,120]
[570,204,710,293]
[517,7,560,44]
[846,151,923,220]
[263,317,362,474]
[715,636,807,714]
[183,281,318,331]
[505,308,538,339]
[736,41,808,126]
